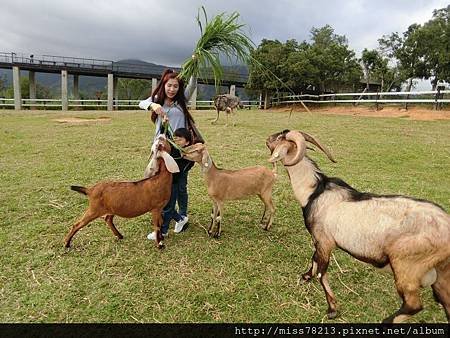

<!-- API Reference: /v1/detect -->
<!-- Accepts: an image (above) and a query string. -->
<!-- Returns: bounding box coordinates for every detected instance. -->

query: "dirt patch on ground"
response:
[53,116,111,124]
[272,105,450,121]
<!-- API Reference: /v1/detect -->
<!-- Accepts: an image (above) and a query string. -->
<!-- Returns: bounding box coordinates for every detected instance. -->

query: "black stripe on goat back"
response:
[302,168,375,231]
[301,168,447,231]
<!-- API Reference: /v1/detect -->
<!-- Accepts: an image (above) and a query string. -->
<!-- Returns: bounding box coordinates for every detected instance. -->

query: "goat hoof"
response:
[382,316,394,323]
[301,273,313,282]
[327,310,338,319]
[157,242,165,249]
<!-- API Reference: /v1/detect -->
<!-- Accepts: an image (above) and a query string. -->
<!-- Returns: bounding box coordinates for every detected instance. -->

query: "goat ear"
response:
[268,143,290,163]
[160,152,180,173]
[144,158,159,178]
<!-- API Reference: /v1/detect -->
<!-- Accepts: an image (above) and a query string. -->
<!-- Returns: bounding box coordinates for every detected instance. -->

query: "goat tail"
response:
[71,185,88,195]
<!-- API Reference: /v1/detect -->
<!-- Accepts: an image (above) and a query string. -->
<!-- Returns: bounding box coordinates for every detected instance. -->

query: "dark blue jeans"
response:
[161,171,189,234]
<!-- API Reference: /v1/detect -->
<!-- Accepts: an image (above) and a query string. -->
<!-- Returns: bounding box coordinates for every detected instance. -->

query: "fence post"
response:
[375,91,379,111]
[434,87,439,110]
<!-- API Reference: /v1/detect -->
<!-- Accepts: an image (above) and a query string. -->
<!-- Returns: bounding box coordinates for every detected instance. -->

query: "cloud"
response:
[1,0,448,64]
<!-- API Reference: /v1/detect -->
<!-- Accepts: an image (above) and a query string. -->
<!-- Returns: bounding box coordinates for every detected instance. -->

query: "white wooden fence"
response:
[271,90,450,107]
[1,90,448,110]
[0,98,262,109]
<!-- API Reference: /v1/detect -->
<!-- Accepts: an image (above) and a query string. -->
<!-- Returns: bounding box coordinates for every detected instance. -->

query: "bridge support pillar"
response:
[107,73,114,111]
[264,90,270,110]
[73,75,79,108]
[151,78,157,96]
[13,66,22,110]
[61,70,68,110]
[190,85,197,110]
[29,71,36,110]
[114,77,118,110]
[229,84,236,96]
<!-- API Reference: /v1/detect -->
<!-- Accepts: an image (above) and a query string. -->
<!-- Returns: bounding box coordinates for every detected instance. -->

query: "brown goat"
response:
[64,137,179,249]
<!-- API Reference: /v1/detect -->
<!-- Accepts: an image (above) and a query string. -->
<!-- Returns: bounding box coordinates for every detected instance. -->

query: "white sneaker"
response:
[147,231,168,240]
[174,216,189,233]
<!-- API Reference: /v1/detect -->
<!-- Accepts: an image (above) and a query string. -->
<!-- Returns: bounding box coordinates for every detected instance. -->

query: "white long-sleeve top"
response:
[139,76,197,139]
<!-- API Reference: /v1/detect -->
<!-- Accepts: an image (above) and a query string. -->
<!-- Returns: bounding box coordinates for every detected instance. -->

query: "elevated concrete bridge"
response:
[0,52,248,110]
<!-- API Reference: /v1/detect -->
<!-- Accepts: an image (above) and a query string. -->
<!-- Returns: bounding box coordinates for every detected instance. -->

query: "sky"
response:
[0,0,448,91]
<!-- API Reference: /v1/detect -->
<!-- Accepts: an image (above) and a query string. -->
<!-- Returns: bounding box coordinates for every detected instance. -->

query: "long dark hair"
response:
[150,69,194,124]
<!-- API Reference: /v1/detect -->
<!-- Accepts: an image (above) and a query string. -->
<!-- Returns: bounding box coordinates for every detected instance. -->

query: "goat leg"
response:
[211,201,223,238]
[315,246,338,319]
[259,206,267,227]
[208,205,216,237]
[260,192,275,230]
[431,260,450,322]
[105,215,123,239]
[64,210,99,248]
[151,211,165,249]
[383,260,426,323]
[302,250,319,282]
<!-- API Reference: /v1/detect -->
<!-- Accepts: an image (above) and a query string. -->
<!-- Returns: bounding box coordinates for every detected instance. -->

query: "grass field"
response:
[0,108,449,323]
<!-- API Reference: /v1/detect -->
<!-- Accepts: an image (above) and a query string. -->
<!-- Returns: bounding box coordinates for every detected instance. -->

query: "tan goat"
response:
[183,143,276,237]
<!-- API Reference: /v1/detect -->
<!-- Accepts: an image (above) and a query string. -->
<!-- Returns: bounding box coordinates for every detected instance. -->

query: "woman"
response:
[139,69,198,239]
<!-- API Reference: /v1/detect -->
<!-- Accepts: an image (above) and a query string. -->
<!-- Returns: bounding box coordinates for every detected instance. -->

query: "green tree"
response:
[420,5,450,88]
[118,79,152,100]
[0,75,6,96]
[307,25,362,93]
[247,39,293,92]
[378,24,427,91]
[248,26,362,95]
[361,49,382,90]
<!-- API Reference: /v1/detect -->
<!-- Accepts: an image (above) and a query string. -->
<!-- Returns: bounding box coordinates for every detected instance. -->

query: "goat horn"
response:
[300,132,337,163]
[284,131,307,166]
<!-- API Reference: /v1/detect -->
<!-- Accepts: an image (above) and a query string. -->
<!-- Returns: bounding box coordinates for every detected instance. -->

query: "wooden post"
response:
[434,87,440,111]
[375,91,379,111]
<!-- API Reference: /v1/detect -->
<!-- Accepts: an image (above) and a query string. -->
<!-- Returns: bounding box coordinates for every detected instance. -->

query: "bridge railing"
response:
[0,52,248,82]
[0,52,113,70]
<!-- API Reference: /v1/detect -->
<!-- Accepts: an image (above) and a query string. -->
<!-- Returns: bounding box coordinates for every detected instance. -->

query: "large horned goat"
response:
[266,129,450,323]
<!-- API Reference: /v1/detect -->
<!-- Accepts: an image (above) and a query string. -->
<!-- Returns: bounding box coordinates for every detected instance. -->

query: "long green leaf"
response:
[179,7,254,92]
